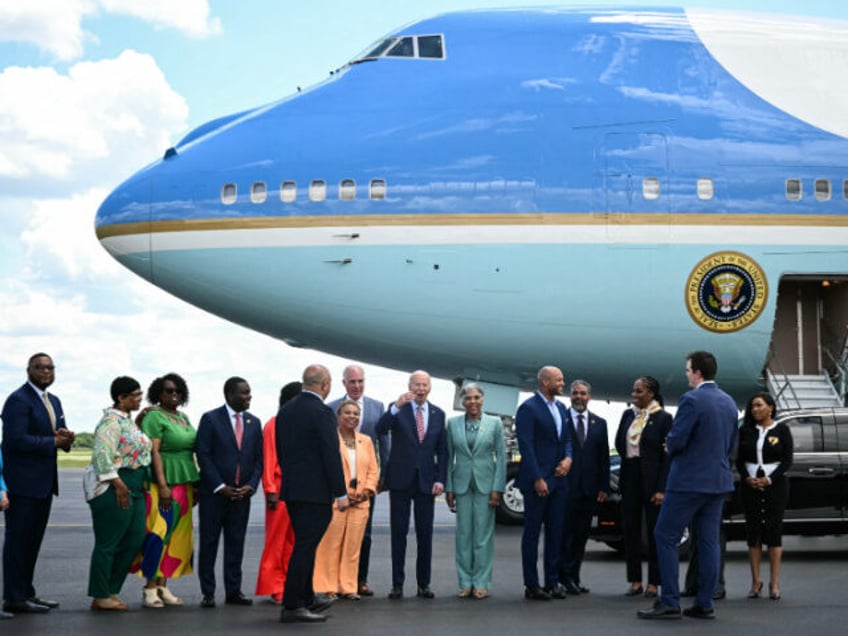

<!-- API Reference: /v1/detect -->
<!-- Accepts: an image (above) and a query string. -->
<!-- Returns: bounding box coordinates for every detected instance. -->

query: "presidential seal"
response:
[685,251,768,333]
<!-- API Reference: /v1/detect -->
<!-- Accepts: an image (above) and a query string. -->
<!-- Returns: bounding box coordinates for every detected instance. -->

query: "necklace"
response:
[342,438,356,448]
[465,416,481,432]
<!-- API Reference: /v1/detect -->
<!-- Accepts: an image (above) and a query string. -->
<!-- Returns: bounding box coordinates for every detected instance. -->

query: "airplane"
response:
[94,6,848,414]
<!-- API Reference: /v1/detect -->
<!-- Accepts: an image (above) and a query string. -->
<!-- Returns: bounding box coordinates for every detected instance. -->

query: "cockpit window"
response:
[387,37,414,57]
[418,35,444,58]
[363,38,395,59]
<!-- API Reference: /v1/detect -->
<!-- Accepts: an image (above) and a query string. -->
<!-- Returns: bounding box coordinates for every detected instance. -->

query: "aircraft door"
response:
[599,132,670,242]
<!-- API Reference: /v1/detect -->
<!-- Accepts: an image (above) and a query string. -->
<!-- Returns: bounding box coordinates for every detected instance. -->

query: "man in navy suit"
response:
[376,370,447,600]
[196,377,263,608]
[1,353,74,615]
[327,364,388,596]
[559,379,609,595]
[515,366,573,600]
[277,365,348,623]
[638,351,738,620]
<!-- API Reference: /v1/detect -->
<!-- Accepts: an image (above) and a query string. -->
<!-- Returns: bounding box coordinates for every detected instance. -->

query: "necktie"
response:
[43,391,56,431]
[416,405,425,443]
[577,413,586,446]
[234,413,244,484]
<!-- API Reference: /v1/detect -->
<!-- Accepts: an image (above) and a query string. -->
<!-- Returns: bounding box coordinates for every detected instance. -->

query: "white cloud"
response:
[0,0,220,61]
[0,50,188,189]
[101,0,222,38]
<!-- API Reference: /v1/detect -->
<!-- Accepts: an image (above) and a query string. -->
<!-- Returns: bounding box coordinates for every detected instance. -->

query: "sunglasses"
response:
[31,364,55,371]
[163,387,183,395]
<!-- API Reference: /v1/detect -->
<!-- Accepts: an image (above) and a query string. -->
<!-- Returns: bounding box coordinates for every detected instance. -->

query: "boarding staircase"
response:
[766,370,844,410]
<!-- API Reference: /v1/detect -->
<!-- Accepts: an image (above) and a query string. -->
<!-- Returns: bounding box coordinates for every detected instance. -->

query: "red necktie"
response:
[416,405,425,443]
[234,413,243,484]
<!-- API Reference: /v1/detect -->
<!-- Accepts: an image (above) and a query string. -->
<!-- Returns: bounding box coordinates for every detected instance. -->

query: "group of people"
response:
[0,350,794,622]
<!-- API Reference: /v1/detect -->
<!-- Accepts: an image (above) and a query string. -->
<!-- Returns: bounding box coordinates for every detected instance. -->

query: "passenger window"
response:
[309,180,326,202]
[339,179,356,201]
[387,37,414,57]
[843,179,848,199]
[642,177,660,200]
[370,179,387,200]
[221,183,237,205]
[815,179,831,201]
[250,182,267,204]
[697,177,714,200]
[784,416,822,453]
[418,35,444,58]
[786,178,802,201]
[280,181,296,203]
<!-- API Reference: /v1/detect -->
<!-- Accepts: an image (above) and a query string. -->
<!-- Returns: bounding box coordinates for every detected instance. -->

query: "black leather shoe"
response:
[357,582,375,597]
[417,586,435,599]
[562,579,582,596]
[524,586,551,601]
[624,585,644,597]
[200,595,216,608]
[388,586,403,599]
[577,583,590,594]
[680,588,697,598]
[3,600,50,614]
[307,594,336,612]
[545,584,567,599]
[637,601,682,619]
[644,588,658,599]
[713,587,726,600]
[280,607,327,623]
[683,604,715,619]
[225,592,253,606]
[28,596,59,609]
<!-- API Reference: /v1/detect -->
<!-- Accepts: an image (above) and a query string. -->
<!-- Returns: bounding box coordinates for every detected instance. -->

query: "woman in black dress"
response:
[736,392,793,600]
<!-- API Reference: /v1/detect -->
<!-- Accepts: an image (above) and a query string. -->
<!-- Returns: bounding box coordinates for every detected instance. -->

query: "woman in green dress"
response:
[133,373,199,608]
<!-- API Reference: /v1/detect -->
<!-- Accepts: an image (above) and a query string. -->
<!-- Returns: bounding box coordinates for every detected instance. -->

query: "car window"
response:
[834,412,848,451]
[784,416,823,452]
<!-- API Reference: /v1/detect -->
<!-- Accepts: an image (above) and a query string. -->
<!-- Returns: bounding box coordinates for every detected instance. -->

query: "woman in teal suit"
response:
[445,384,506,599]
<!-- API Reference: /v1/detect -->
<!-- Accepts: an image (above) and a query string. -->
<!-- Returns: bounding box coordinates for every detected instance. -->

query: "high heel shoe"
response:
[747,581,763,599]
[769,583,781,600]
[624,585,643,596]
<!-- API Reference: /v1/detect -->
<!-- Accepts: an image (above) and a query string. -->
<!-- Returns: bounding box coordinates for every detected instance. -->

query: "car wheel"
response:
[496,466,524,525]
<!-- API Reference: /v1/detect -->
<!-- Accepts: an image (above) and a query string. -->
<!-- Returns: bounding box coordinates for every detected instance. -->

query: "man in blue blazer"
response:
[327,364,388,596]
[277,365,348,623]
[515,366,573,600]
[376,370,447,600]
[1,353,74,614]
[196,377,263,608]
[559,379,609,595]
[638,351,738,620]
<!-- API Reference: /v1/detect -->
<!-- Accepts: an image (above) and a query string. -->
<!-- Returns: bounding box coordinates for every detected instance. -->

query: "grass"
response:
[57,448,92,468]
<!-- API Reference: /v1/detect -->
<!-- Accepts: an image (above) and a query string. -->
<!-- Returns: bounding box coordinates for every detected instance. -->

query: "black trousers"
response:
[358,494,376,584]
[198,492,252,597]
[282,501,333,610]
[620,458,661,586]
[3,494,52,602]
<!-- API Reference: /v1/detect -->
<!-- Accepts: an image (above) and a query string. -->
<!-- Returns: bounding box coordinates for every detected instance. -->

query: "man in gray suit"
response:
[327,364,389,596]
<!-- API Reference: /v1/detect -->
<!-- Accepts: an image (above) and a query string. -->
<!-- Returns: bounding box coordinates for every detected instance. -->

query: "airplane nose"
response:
[95,172,152,281]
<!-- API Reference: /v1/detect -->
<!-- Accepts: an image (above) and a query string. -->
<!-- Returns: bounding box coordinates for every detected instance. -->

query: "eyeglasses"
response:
[31,364,55,371]
[124,391,144,398]
[163,387,183,395]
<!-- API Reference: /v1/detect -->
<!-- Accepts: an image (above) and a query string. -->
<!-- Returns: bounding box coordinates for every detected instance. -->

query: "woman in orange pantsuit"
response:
[313,400,379,599]
[255,383,300,603]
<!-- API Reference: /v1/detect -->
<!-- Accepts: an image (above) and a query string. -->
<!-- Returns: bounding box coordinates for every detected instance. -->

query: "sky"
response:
[1,0,845,434]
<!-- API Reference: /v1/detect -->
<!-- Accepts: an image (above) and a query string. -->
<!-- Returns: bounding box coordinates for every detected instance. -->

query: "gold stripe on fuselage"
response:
[95,212,848,239]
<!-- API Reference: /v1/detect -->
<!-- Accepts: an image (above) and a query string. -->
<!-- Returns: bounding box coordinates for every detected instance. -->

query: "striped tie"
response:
[416,405,425,443]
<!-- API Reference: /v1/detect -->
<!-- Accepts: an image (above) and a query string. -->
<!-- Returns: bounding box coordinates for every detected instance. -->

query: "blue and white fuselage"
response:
[95,7,848,404]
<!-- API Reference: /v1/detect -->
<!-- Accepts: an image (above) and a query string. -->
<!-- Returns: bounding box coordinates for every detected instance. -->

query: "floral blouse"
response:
[88,407,152,496]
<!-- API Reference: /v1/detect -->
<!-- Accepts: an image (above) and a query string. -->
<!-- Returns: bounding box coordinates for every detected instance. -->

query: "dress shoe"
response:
[680,588,697,598]
[624,585,644,597]
[713,587,726,600]
[637,601,682,619]
[357,582,374,597]
[747,581,763,599]
[225,592,253,606]
[417,585,435,599]
[524,586,551,601]
[91,598,129,612]
[200,595,216,608]
[307,594,335,612]
[576,583,590,594]
[562,579,582,596]
[545,584,567,599]
[387,586,403,600]
[3,600,50,614]
[157,586,183,606]
[28,596,59,609]
[279,607,327,623]
[683,604,715,619]
[0,609,12,619]
[644,587,658,599]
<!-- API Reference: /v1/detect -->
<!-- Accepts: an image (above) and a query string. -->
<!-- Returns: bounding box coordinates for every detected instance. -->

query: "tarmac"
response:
[0,469,847,635]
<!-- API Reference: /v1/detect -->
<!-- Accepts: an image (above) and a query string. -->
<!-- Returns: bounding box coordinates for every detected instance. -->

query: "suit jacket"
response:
[514,393,573,494]
[376,401,447,493]
[666,383,738,494]
[277,391,346,504]
[735,421,793,481]
[566,410,610,498]
[339,431,379,506]
[615,407,673,499]
[196,405,263,495]
[1,383,68,498]
[445,413,507,495]
[327,395,390,470]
